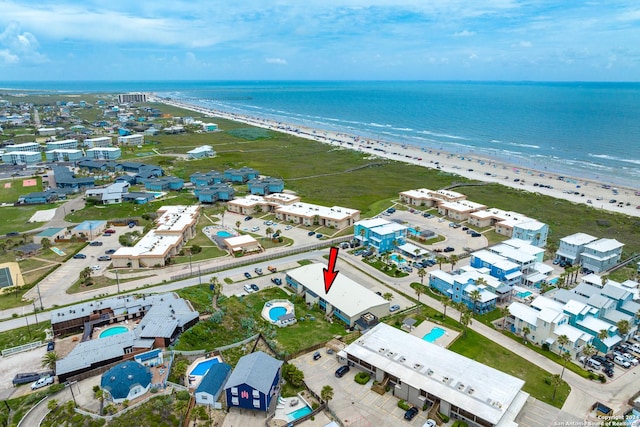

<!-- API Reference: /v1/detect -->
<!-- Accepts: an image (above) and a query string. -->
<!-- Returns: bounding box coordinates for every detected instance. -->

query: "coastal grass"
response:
[0,205,48,235]
[0,176,43,203]
[0,321,50,352]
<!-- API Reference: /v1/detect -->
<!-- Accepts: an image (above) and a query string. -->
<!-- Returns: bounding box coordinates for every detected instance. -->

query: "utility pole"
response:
[32,301,38,325]
[36,283,43,310]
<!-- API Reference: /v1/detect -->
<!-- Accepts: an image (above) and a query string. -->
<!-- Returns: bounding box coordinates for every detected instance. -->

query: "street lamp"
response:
[189,253,193,276]
[32,301,38,325]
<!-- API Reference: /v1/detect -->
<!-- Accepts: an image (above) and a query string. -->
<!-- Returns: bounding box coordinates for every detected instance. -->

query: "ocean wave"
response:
[588,153,640,166]
[504,142,540,149]
[369,122,392,128]
[418,130,468,140]
[392,127,414,131]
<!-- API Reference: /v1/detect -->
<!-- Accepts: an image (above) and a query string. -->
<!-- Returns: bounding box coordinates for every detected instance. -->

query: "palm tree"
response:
[601,276,609,287]
[79,267,92,284]
[560,351,572,380]
[617,319,631,340]
[442,298,451,320]
[468,289,481,314]
[580,344,596,367]
[551,374,563,402]
[41,351,59,371]
[460,310,472,338]
[436,255,446,270]
[417,268,426,286]
[500,306,510,330]
[383,292,393,301]
[522,326,531,344]
[321,385,334,403]
[597,329,609,356]
[41,238,51,250]
[557,334,569,355]
[210,276,222,311]
[449,254,459,271]
[265,226,273,238]
[415,285,423,313]
[235,220,241,230]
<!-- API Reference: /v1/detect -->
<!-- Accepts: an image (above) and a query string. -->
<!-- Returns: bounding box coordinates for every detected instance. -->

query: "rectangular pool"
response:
[287,405,312,421]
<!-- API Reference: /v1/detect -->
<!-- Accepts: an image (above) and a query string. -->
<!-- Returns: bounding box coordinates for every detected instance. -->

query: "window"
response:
[253,399,260,408]
[231,387,238,396]
[231,397,239,405]
[252,390,260,398]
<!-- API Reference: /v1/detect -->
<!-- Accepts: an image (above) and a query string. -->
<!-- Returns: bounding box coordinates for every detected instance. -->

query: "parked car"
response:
[335,365,350,378]
[254,267,263,275]
[316,233,323,239]
[308,231,316,236]
[31,376,54,390]
[267,265,277,272]
[46,341,55,351]
[5,231,19,237]
[105,249,116,255]
[285,225,293,230]
[471,232,482,237]
[104,229,116,234]
[614,355,631,368]
[389,305,400,312]
[243,284,254,293]
[97,255,111,261]
[251,226,260,232]
[443,247,455,252]
[313,351,322,360]
[422,420,437,427]
[404,407,419,420]
[89,241,103,246]
[271,277,282,286]
[244,272,252,279]
[128,222,136,228]
[91,265,101,271]
[603,367,614,378]
[250,284,259,292]
[72,253,87,259]
[244,216,252,221]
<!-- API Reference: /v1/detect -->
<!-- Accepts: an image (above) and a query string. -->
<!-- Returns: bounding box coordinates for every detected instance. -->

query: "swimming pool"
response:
[390,254,406,265]
[287,405,312,421]
[516,291,532,299]
[548,278,559,285]
[217,230,233,238]
[99,325,128,339]
[190,358,220,376]
[269,306,287,322]
[423,327,446,343]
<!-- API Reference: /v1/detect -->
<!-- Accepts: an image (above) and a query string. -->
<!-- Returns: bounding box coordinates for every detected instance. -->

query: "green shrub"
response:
[397,400,411,411]
[452,421,469,427]
[439,413,450,422]
[354,372,371,385]
[311,402,319,410]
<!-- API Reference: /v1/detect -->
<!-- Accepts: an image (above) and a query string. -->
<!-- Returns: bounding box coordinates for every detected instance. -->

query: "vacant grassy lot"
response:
[0,176,43,204]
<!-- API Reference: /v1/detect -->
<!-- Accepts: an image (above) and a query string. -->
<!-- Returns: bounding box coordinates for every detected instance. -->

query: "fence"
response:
[2,341,43,357]
[170,236,352,281]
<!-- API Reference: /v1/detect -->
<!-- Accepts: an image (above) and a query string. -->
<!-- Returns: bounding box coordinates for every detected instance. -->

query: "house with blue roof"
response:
[101,361,152,404]
[224,167,259,183]
[429,268,501,313]
[224,351,282,414]
[190,171,225,186]
[353,218,407,253]
[141,177,184,192]
[469,250,523,286]
[195,184,236,203]
[134,349,163,367]
[17,190,65,205]
[52,166,95,190]
[196,363,232,407]
[247,177,284,195]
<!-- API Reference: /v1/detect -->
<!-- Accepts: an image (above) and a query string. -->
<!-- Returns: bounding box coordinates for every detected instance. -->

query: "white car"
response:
[31,376,54,390]
[251,226,260,232]
[91,265,101,271]
[422,420,437,427]
[285,225,293,230]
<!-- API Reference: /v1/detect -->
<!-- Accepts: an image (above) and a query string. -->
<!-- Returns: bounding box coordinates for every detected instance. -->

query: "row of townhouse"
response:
[508,276,640,357]
[399,188,549,247]
[555,232,624,273]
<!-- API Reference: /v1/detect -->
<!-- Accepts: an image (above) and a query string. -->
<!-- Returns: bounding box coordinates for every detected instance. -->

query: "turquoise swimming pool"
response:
[217,230,233,238]
[517,290,532,299]
[287,405,312,421]
[269,306,287,321]
[390,254,406,265]
[99,326,128,339]
[423,327,446,343]
[190,358,220,376]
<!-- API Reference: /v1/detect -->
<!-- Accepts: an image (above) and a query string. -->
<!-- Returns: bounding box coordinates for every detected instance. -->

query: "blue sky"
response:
[0,0,639,81]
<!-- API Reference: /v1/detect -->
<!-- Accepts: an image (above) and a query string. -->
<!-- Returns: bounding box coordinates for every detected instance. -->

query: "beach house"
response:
[247,177,285,195]
[194,184,235,203]
[85,182,130,205]
[580,238,624,273]
[195,363,232,407]
[469,250,523,286]
[190,171,225,186]
[286,263,389,327]
[224,352,283,415]
[100,361,152,404]
[554,233,598,266]
[187,145,215,159]
[399,188,467,207]
[224,167,260,183]
[429,268,500,313]
[52,166,95,190]
[353,218,407,253]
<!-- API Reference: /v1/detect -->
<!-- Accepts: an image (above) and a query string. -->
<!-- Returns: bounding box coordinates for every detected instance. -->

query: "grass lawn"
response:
[0,321,50,352]
[362,257,409,278]
[66,272,157,294]
[175,286,346,358]
[0,205,50,235]
[0,176,43,204]
[449,329,570,408]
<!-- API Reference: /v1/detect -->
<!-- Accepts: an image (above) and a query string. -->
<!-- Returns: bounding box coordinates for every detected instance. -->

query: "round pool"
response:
[99,325,129,339]
[217,230,233,238]
[269,306,287,322]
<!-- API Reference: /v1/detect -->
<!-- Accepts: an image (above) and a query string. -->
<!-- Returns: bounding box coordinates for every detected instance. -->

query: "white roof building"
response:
[339,323,527,427]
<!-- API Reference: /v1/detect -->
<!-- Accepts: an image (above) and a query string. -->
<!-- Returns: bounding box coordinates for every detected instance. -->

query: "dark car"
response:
[244,216,253,221]
[603,367,614,378]
[105,249,116,255]
[313,351,322,360]
[471,232,482,237]
[443,247,455,252]
[271,277,282,285]
[97,255,111,261]
[244,272,252,279]
[250,283,259,292]
[46,341,55,351]
[308,231,316,236]
[316,233,323,238]
[72,253,87,259]
[12,372,42,386]
[128,222,136,228]
[6,231,20,237]
[335,365,350,378]
[404,407,419,420]
[89,241,103,246]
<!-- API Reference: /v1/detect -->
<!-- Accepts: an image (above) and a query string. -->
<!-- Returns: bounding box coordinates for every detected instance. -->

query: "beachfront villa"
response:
[399,188,467,207]
[247,177,285,195]
[353,218,408,253]
[338,323,528,427]
[100,361,153,404]
[469,250,523,287]
[85,182,130,205]
[437,199,488,221]
[555,233,624,272]
[112,205,199,268]
[429,267,501,312]
[286,263,389,327]
[190,171,226,186]
[51,165,95,189]
[224,167,260,183]
[469,208,549,247]
[194,184,236,203]
[187,145,216,159]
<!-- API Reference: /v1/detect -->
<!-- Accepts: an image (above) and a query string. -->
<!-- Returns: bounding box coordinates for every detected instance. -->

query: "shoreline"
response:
[154,97,640,219]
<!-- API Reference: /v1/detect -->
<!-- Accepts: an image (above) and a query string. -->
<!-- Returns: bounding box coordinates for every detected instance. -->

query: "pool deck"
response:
[271,394,311,424]
[410,319,458,348]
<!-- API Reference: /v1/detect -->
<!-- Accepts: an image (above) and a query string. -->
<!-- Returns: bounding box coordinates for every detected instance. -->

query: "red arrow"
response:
[323,247,340,294]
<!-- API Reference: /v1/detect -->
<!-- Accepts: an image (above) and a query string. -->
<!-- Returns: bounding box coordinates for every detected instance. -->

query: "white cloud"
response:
[266,57,287,65]
[453,30,476,37]
[0,22,47,64]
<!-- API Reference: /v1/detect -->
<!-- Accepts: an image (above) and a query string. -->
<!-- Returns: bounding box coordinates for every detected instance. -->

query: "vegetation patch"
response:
[226,128,273,140]
[354,372,371,385]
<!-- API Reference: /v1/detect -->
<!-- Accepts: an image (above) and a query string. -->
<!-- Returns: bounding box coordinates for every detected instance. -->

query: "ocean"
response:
[2,80,639,187]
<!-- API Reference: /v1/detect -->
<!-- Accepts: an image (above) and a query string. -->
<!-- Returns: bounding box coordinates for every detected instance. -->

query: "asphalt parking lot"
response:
[294,351,433,427]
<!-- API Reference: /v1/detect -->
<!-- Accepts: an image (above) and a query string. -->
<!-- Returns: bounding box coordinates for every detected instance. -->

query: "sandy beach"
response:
[156,98,640,218]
